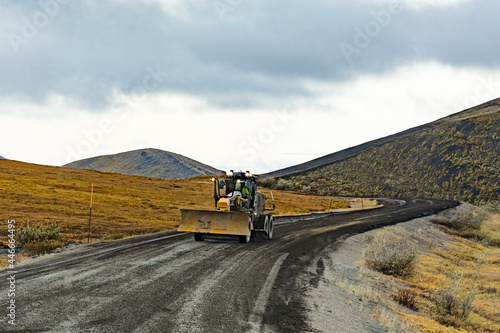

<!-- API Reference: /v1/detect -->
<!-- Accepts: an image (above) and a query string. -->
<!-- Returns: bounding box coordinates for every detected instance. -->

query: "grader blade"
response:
[178,209,251,236]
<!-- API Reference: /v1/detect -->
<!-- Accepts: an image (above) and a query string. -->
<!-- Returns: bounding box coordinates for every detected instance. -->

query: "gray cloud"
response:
[1,0,499,110]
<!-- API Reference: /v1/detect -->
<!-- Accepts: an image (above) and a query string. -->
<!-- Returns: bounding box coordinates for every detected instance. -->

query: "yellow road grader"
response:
[178,171,275,243]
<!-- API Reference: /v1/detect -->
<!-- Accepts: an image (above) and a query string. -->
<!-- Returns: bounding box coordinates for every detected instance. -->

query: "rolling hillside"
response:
[263,98,500,204]
[64,148,223,179]
[0,159,345,242]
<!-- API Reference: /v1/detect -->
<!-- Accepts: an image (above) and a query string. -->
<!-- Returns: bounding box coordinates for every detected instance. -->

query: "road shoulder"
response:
[303,213,454,332]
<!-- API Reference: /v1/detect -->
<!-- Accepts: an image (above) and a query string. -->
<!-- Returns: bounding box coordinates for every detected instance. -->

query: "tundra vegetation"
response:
[362,205,499,332]
[363,230,417,278]
[15,221,64,254]
[263,101,499,205]
[0,159,351,258]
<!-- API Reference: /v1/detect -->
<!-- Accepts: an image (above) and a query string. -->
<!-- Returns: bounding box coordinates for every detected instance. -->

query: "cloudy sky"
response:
[1,0,499,173]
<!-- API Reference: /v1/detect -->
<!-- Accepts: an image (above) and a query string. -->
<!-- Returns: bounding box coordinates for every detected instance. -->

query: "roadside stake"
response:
[360,190,364,210]
[329,186,335,210]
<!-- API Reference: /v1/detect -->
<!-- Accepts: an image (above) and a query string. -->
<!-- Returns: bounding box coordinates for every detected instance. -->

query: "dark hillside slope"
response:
[265,99,500,204]
[264,99,499,180]
[64,148,223,179]
[263,124,431,179]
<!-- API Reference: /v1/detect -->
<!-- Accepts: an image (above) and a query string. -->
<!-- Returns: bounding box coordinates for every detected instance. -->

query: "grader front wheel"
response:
[239,218,252,243]
[194,233,205,242]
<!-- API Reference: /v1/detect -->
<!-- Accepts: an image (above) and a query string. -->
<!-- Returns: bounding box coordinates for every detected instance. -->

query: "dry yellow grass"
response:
[0,159,348,243]
[401,213,500,332]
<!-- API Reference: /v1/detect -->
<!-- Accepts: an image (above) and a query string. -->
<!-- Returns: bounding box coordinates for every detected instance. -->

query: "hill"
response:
[0,159,344,242]
[0,156,4,159]
[64,148,223,179]
[263,98,500,204]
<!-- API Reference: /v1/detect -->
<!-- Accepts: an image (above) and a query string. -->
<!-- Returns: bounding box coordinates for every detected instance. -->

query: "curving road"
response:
[1,198,459,333]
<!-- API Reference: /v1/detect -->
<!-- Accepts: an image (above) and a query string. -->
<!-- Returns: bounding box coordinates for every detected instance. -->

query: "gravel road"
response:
[0,198,458,332]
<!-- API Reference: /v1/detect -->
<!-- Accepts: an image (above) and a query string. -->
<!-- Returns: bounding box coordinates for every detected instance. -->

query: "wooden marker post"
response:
[329,186,335,210]
[360,190,364,210]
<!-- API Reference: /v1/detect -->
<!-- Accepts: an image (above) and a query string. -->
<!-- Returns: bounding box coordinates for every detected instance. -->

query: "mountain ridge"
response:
[64,148,223,179]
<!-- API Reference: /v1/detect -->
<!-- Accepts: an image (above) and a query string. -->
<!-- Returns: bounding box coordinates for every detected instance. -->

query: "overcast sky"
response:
[1,0,499,173]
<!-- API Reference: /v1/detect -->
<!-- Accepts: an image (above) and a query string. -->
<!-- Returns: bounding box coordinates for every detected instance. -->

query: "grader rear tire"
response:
[267,215,274,240]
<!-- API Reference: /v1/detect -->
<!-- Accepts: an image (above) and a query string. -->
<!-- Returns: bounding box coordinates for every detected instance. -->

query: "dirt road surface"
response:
[1,198,458,332]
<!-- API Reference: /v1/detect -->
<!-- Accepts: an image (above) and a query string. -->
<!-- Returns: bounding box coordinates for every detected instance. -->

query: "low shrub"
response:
[16,221,63,246]
[433,254,484,328]
[363,229,417,278]
[431,206,498,246]
[432,205,487,231]
[259,177,277,188]
[300,185,311,194]
[393,287,418,310]
[275,178,294,191]
[433,270,476,327]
